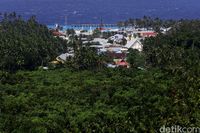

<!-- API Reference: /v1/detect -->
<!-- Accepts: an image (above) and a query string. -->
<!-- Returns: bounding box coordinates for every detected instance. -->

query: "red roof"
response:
[116,60,129,66]
[141,32,157,37]
[98,27,106,31]
[52,31,65,36]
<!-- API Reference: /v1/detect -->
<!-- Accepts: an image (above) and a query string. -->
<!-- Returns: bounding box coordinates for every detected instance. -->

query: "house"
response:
[116,60,129,68]
[92,38,110,46]
[52,30,66,37]
[125,38,143,51]
[140,32,157,38]
[109,34,125,44]
[92,38,107,44]
[56,53,74,64]
[109,34,124,40]
[160,27,171,34]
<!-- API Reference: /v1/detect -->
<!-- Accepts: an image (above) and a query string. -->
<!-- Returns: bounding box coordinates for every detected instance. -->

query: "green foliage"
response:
[92,29,101,38]
[65,37,106,70]
[0,67,199,132]
[118,16,177,30]
[0,13,68,71]
[127,49,145,68]
[142,20,200,130]
[66,29,75,36]
[0,15,200,132]
[143,20,200,72]
[73,47,104,70]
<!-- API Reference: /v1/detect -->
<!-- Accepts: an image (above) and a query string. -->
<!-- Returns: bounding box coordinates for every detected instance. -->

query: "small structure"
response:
[107,63,117,68]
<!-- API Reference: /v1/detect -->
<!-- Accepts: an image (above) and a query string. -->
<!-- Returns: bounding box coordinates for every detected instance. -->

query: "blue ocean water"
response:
[0,0,200,25]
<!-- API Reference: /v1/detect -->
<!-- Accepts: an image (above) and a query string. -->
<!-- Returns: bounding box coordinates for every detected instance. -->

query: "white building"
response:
[109,34,125,44]
[91,38,112,47]
[56,53,74,63]
[125,38,143,51]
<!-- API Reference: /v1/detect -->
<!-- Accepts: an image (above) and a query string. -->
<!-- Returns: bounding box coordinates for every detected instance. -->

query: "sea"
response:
[0,0,200,25]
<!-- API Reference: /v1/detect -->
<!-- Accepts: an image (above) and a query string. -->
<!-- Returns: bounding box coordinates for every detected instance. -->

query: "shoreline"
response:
[47,24,120,31]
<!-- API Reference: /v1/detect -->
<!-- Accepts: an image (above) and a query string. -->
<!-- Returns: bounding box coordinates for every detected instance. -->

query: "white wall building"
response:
[125,38,143,51]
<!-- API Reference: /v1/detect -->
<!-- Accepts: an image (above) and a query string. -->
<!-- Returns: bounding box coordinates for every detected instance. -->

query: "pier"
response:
[69,24,118,28]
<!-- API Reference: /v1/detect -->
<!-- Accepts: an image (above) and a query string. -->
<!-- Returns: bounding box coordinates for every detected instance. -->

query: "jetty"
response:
[69,24,117,28]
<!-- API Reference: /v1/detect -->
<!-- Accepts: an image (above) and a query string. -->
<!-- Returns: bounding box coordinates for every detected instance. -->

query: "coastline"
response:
[47,24,120,31]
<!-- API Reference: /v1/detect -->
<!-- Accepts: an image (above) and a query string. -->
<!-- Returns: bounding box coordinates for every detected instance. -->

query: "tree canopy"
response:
[0,13,68,71]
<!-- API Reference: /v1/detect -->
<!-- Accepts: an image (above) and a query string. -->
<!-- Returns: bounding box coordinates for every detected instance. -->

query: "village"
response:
[49,24,169,68]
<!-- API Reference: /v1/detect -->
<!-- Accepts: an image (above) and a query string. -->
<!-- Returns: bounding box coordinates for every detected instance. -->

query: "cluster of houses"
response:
[50,25,159,68]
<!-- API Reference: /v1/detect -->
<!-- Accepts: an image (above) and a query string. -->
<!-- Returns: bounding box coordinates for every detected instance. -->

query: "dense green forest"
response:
[0,14,200,132]
[0,13,68,71]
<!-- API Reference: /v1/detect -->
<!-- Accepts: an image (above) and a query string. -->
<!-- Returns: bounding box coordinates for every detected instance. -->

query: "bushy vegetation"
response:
[0,69,178,132]
[0,14,200,132]
[127,49,145,68]
[65,36,108,70]
[0,13,68,71]
[0,66,199,132]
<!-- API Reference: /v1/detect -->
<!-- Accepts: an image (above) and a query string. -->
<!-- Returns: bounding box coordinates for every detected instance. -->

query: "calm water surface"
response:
[0,0,200,24]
